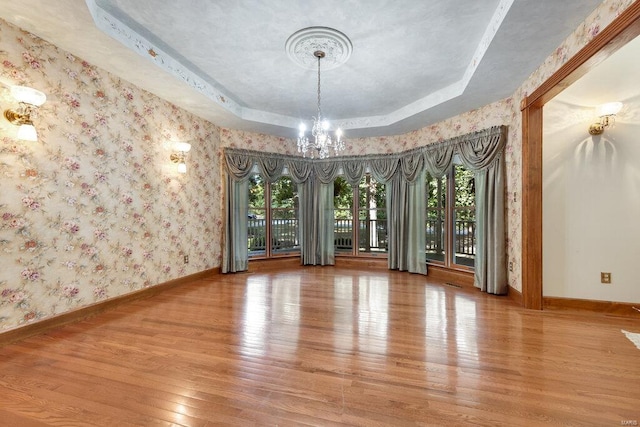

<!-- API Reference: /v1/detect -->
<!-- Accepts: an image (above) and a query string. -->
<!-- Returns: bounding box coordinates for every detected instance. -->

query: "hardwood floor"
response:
[1,266,639,426]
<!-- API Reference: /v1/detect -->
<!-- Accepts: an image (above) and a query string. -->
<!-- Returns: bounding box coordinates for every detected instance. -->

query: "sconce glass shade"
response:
[170,142,190,172]
[17,123,38,141]
[11,85,47,106]
[175,142,191,153]
[596,102,622,117]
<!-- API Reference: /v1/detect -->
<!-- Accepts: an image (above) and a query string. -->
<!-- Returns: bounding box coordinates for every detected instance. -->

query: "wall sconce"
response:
[3,85,47,141]
[588,102,623,135]
[169,142,191,173]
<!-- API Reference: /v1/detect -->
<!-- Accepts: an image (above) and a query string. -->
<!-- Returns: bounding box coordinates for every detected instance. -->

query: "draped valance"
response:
[224,125,506,185]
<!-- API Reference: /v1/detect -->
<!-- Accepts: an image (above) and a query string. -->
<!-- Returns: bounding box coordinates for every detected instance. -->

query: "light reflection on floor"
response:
[240,272,479,371]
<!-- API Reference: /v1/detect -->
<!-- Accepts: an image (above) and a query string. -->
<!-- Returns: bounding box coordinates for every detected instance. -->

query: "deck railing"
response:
[248,207,474,261]
[426,206,475,265]
[248,208,299,254]
[335,208,387,253]
[334,217,353,251]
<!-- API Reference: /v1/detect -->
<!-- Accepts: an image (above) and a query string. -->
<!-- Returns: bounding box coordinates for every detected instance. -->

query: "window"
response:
[426,173,446,263]
[358,174,387,254]
[248,174,300,258]
[270,176,299,254]
[426,160,475,269]
[248,174,266,255]
[334,173,387,256]
[334,176,354,253]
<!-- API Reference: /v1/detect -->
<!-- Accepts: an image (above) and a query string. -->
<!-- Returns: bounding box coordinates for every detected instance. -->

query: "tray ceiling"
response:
[1,0,603,138]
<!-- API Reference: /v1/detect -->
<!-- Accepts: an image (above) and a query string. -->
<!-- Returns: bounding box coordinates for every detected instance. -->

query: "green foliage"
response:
[454,165,475,208]
[426,165,475,220]
[454,165,475,221]
[426,173,445,209]
[248,174,298,219]
[271,177,296,209]
[334,177,353,219]
[333,174,387,220]
[248,175,298,210]
[249,174,265,208]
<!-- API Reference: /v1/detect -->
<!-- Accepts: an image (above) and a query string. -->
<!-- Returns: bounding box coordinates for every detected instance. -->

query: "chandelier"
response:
[297,50,345,159]
[286,26,352,159]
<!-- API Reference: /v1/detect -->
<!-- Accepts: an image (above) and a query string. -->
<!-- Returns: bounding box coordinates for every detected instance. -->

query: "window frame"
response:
[248,174,300,259]
[426,162,475,271]
[334,173,388,258]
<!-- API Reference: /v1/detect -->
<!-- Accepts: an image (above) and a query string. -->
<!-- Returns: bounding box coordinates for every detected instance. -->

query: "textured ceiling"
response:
[1,0,603,138]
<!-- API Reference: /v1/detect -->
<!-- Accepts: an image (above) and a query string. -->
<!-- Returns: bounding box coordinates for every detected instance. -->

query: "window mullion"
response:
[446,168,455,268]
[353,184,360,256]
[265,180,272,258]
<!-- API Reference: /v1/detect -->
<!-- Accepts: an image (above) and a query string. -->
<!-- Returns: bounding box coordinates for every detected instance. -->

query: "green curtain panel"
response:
[386,171,427,274]
[222,151,255,273]
[299,178,335,265]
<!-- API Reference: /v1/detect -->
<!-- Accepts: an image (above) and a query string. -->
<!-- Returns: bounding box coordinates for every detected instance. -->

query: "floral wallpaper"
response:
[219,127,296,156]
[0,0,635,332]
[0,20,222,331]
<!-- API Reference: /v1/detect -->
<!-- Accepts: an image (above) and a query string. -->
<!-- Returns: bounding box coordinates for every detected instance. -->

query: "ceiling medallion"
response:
[285,26,352,71]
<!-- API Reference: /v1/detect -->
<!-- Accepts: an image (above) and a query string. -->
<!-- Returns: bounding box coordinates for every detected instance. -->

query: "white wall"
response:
[543,108,640,302]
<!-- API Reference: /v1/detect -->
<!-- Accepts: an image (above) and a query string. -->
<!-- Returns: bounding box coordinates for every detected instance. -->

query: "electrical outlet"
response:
[601,272,611,284]
[509,261,513,272]
[184,255,189,264]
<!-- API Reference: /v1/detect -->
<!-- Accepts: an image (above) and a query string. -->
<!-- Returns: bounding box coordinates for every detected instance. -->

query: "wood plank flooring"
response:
[1,266,639,426]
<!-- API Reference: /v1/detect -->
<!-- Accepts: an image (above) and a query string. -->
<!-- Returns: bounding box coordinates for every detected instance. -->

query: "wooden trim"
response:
[0,267,220,347]
[249,258,475,287]
[521,3,640,310]
[426,264,474,287]
[521,102,544,309]
[249,256,392,272]
[508,285,523,306]
[248,257,301,271]
[335,257,389,271]
[249,257,475,289]
[543,296,640,318]
[249,256,479,289]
